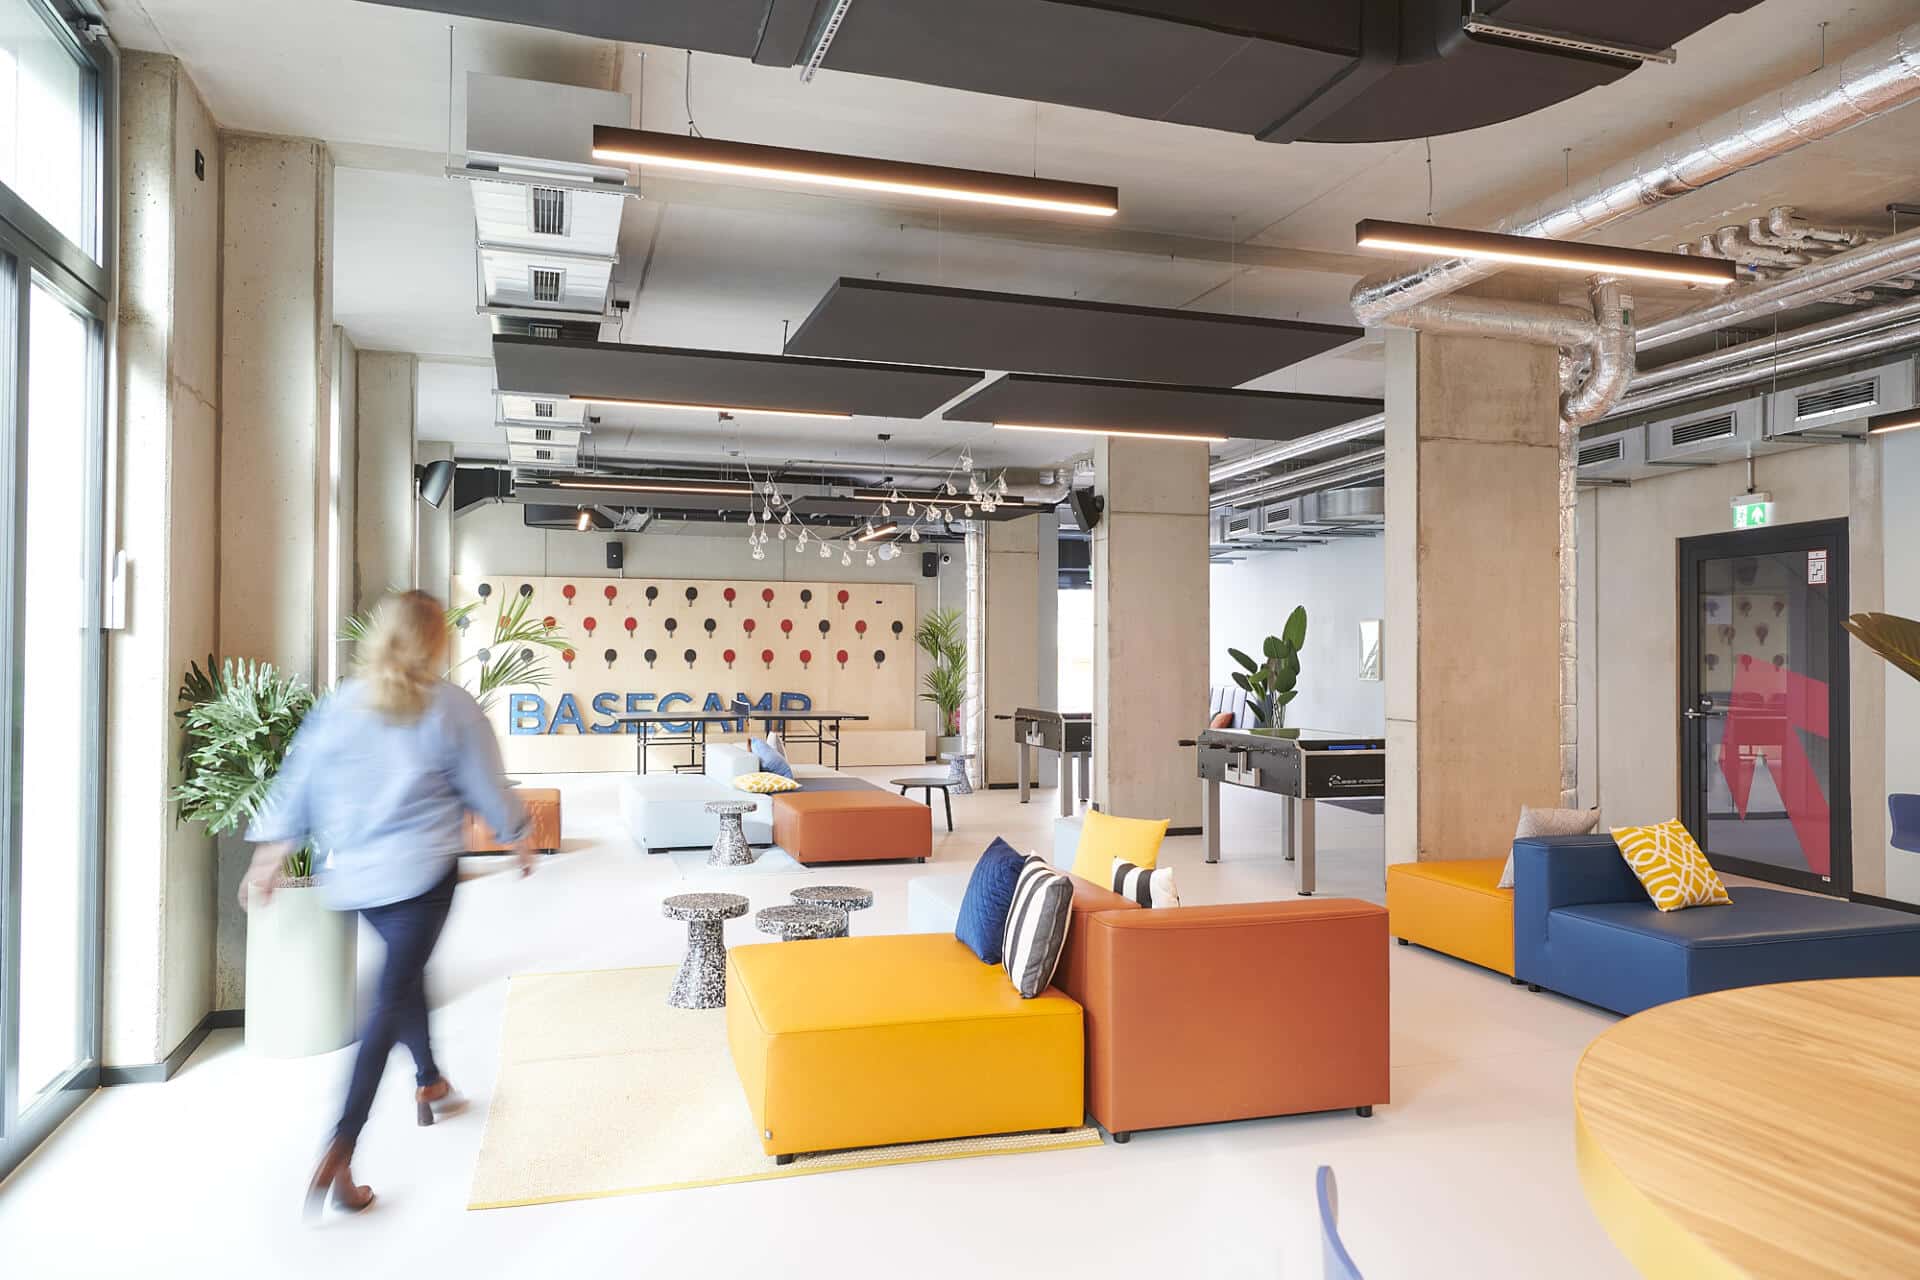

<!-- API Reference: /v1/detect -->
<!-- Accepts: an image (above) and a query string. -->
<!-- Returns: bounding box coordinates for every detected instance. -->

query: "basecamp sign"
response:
[509,689,812,735]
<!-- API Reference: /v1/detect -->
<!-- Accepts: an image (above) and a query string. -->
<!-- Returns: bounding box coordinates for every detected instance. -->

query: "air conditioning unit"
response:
[508,442,578,468]
[505,425,586,449]
[1767,357,1915,440]
[1646,398,1763,465]
[497,395,588,426]
[1574,425,1659,481]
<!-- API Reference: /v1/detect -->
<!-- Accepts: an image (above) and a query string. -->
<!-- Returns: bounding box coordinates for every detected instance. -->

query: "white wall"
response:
[1884,428,1920,903]
[451,500,969,743]
[1209,534,1386,736]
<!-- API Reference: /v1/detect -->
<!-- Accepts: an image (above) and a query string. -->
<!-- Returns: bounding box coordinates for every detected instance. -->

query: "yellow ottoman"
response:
[1386,859,1514,977]
[727,933,1084,1161]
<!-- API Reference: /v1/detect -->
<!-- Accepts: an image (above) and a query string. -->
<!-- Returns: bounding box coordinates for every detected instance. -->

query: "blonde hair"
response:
[355,590,448,720]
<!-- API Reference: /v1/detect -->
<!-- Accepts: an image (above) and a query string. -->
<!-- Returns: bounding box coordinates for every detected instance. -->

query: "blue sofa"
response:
[1512,834,1920,1015]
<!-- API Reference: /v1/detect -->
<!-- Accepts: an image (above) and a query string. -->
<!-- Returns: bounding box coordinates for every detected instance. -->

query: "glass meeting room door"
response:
[1679,519,1850,896]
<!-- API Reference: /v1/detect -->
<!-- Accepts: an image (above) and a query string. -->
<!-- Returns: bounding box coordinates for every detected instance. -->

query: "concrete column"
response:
[982,518,1040,787]
[1092,437,1209,828]
[354,350,417,610]
[218,132,333,683]
[102,53,221,1067]
[415,441,454,601]
[1384,327,1563,863]
[1034,511,1060,786]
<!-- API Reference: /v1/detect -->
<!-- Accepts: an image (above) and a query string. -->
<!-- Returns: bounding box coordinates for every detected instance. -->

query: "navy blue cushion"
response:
[749,735,793,780]
[955,838,1028,964]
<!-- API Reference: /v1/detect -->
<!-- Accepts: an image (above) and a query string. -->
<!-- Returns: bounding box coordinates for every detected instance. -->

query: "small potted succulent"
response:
[172,657,355,1057]
[1228,606,1308,737]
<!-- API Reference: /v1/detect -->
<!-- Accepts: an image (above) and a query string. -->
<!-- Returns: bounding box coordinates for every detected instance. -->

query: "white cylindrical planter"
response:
[245,882,357,1057]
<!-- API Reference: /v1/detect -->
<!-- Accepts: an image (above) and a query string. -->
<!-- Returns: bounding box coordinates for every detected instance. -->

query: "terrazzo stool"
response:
[663,893,749,1009]
[942,752,975,795]
[754,904,846,941]
[704,799,759,867]
[790,885,875,936]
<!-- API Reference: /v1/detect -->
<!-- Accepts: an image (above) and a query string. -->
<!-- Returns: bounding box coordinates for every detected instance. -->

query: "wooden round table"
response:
[1574,977,1920,1279]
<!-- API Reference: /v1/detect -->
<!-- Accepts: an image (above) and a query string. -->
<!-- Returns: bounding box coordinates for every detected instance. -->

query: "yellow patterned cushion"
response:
[733,771,800,794]
[1610,820,1732,912]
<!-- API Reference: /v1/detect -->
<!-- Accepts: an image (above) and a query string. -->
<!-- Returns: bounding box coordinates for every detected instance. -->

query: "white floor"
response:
[0,771,1632,1279]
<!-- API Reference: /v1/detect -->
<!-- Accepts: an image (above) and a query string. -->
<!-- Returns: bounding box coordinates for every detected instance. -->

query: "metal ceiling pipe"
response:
[1605,315,1920,420]
[1230,460,1388,510]
[1563,279,1634,427]
[1207,414,1385,486]
[1349,19,1920,325]
[1631,295,1920,391]
[1378,295,1598,346]
[1637,223,1920,351]
[1211,448,1387,509]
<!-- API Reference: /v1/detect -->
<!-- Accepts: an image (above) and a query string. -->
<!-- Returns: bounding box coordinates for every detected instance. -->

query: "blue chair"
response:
[1891,795,1920,854]
[1317,1166,1364,1280]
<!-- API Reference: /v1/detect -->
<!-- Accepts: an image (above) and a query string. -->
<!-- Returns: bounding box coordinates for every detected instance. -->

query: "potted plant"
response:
[172,657,355,1058]
[1228,605,1308,737]
[916,606,967,757]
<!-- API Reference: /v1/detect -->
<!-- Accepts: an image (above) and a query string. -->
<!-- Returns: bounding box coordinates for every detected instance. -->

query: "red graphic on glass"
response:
[1720,662,1832,876]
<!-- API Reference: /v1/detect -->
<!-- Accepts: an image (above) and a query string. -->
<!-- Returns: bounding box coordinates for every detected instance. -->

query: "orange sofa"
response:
[464,787,562,855]
[771,790,932,865]
[1054,877,1390,1141]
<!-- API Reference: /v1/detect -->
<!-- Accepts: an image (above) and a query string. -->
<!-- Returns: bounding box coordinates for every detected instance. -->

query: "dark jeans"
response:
[335,865,458,1145]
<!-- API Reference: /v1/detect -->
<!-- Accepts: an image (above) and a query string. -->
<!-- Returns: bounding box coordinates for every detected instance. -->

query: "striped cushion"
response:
[1111,858,1180,909]
[1002,858,1073,998]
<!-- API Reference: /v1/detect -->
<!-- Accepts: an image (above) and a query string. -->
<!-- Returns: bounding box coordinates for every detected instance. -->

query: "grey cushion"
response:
[1498,806,1601,888]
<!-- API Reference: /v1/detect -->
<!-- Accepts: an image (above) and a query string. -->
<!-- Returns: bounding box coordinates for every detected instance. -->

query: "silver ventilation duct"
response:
[1562,278,1635,427]
[1209,415,1385,487]
[1211,448,1387,509]
[1606,315,1920,420]
[1349,19,1920,325]
[1630,295,1920,392]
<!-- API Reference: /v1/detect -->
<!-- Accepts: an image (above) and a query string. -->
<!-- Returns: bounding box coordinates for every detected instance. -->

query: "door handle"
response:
[1682,708,1724,720]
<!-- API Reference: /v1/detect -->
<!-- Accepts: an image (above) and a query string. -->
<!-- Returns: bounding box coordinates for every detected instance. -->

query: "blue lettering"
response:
[589,692,621,734]
[624,691,655,735]
[659,691,693,735]
[550,693,586,734]
[509,693,548,735]
[778,691,813,713]
[733,691,773,734]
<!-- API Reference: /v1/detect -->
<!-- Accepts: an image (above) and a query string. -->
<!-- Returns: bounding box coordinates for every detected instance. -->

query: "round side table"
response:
[893,777,955,832]
[704,799,759,867]
[941,752,974,795]
[789,885,875,936]
[755,903,846,941]
[662,893,748,1009]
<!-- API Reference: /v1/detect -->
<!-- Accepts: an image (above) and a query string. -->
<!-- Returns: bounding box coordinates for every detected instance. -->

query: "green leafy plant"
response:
[915,606,967,737]
[1844,612,1920,684]
[1228,605,1308,730]
[340,595,569,713]
[171,658,318,878]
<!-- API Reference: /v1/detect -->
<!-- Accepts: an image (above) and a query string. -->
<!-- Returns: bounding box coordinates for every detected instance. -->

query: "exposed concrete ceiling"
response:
[103,0,1920,474]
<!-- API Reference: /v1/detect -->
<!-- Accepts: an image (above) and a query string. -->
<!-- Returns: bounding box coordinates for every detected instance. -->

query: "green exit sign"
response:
[1731,493,1774,530]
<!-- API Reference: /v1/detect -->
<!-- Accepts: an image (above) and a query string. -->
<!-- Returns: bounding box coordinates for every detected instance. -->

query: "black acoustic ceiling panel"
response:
[356,0,780,58]
[492,335,983,420]
[785,279,1362,387]
[943,374,1382,442]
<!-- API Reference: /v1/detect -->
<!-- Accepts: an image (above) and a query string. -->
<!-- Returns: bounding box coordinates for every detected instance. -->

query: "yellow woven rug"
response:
[469,965,1102,1209]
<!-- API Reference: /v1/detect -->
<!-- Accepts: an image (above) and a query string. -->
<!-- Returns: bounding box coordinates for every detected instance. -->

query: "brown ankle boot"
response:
[415,1078,467,1126]
[303,1138,374,1222]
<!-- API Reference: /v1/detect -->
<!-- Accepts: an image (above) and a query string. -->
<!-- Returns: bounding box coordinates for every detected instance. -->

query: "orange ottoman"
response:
[465,787,562,854]
[772,790,932,865]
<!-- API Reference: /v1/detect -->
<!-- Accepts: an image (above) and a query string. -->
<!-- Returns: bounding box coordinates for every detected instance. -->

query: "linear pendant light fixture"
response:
[565,394,851,421]
[1355,218,1739,286]
[994,421,1228,444]
[591,126,1119,219]
[1867,409,1920,435]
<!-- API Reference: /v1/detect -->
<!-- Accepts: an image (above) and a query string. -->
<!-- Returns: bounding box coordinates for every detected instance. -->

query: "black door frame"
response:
[1678,517,1851,897]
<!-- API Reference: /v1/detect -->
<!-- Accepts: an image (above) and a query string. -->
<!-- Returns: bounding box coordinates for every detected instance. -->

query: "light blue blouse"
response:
[248,679,528,910]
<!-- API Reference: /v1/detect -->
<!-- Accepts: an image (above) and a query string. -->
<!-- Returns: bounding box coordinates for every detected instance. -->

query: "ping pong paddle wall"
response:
[452,574,922,773]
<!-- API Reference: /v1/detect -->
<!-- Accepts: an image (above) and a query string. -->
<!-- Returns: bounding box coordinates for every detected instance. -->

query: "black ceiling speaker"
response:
[415,459,456,508]
[606,541,624,570]
[921,551,939,578]
[1068,488,1105,534]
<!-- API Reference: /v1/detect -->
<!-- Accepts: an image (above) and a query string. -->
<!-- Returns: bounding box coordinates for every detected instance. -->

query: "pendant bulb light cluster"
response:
[592,126,1119,220]
[1354,218,1739,287]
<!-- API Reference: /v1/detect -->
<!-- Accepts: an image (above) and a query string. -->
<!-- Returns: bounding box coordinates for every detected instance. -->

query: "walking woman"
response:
[241,590,531,1221]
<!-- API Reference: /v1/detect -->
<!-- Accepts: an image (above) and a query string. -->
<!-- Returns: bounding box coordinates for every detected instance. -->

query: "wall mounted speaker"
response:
[921,551,939,578]
[606,541,624,571]
[1068,487,1105,533]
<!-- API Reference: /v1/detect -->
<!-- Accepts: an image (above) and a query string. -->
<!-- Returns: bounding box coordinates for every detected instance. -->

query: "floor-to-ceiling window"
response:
[0,0,110,1181]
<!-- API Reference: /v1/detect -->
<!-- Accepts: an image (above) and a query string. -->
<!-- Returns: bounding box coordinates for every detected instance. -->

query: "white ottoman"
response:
[620,775,771,853]
[905,870,974,934]
[1052,815,1083,870]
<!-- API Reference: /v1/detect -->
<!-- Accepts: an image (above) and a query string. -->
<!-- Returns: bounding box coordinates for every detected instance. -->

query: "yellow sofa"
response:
[727,933,1084,1161]
[1385,858,1515,977]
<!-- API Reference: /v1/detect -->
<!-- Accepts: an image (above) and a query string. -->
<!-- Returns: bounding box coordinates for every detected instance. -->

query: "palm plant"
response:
[916,606,967,737]
[171,657,318,877]
[340,594,569,713]
[1844,612,1920,683]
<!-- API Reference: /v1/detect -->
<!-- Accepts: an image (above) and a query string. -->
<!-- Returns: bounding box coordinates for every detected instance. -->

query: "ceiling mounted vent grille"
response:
[529,186,569,236]
[533,428,553,442]
[1668,413,1737,447]
[527,322,561,340]
[1578,439,1624,467]
[533,400,554,418]
[1795,377,1879,422]
[530,267,566,304]
[535,448,553,461]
